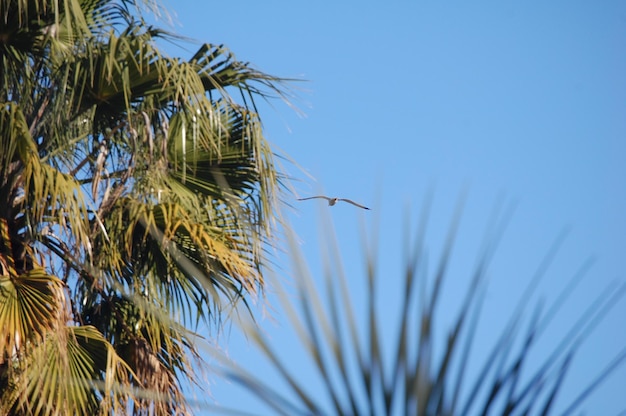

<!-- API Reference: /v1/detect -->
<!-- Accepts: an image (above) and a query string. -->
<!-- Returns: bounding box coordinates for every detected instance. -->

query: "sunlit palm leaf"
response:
[4,324,139,415]
[0,268,63,362]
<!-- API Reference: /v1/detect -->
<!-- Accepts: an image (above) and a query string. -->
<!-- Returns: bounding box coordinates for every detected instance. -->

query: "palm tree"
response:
[212,199,626,415]
[0,0,289,413]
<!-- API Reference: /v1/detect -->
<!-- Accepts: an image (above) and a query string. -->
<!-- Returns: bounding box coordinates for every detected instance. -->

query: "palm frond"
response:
[0,268,64,363]
[213,199,626,415]
[1,324,140,415]
[0,103,92,264]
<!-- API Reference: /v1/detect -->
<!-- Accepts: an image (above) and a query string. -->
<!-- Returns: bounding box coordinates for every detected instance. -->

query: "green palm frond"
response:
[0,0,119,95]
[0,267,64,362]
[213,201,626,415]
[3,324,140,416]
[75,325,140,415]
[78,290,202,415]
[0,102,92,263]
[99,196,260,301]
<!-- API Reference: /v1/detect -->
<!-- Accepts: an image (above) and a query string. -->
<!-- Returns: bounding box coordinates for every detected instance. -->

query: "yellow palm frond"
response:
[3,324,139,415]
[0,267,64,363]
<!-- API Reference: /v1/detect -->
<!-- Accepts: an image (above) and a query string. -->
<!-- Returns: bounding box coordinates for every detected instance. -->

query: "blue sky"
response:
[159,1,625,413]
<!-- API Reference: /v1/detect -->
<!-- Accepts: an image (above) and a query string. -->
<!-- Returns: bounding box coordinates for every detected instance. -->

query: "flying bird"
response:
[298,196,370,210]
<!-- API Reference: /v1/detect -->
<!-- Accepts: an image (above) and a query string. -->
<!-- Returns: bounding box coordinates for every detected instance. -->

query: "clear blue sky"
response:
[159,1,625,413]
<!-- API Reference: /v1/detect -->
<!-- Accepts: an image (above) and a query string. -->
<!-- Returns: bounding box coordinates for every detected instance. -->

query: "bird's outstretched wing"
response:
[297,196,332,202]
[297,195,370,210]
[338,198,370,210]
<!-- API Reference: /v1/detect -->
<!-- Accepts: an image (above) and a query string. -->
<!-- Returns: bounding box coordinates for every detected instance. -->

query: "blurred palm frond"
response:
[211,197,626,415]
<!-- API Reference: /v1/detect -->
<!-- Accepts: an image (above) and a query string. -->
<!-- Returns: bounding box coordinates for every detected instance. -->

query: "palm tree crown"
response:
[0,0,290,413]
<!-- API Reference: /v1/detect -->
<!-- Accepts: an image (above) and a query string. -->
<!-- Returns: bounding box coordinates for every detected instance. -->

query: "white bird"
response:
[298,196,370,210]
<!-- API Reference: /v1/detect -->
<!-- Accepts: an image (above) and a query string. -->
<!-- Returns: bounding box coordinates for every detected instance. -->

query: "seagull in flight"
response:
[298,196,370,210]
